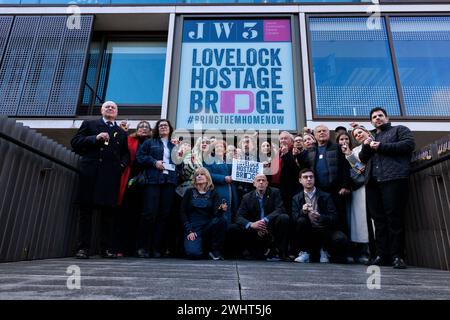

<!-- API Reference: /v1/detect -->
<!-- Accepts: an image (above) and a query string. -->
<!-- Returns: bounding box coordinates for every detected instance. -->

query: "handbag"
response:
[350,168,365,190]
[128,172,147,188]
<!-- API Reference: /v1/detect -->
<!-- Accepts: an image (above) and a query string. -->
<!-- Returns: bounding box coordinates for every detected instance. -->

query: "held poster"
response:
[177,19,297,130]
[231,159,264,183]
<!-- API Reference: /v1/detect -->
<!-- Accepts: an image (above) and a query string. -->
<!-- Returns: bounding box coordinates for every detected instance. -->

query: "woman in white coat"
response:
[340,125,375,263]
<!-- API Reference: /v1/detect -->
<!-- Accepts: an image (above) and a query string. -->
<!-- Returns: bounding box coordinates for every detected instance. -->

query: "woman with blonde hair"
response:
[180,167,228,260]
[340,124,375,263]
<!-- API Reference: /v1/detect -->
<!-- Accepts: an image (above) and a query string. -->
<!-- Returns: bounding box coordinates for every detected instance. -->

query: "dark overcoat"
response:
[236,187,286,229]
[71,119,129,207]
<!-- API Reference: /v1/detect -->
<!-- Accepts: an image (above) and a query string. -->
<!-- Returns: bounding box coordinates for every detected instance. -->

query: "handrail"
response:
[411,153,450,174]
[0,131,79,173]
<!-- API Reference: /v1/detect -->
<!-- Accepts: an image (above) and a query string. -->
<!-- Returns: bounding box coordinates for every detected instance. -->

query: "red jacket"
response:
[118,136,139,205]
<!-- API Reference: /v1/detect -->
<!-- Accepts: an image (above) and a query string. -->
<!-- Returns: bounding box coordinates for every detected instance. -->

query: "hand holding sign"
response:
[231,159,264,183]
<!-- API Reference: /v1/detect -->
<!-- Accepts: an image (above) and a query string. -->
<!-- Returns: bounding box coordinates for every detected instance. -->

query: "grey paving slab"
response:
[0,258,240,300]
[237,262,450,300]
[0,258,449,300]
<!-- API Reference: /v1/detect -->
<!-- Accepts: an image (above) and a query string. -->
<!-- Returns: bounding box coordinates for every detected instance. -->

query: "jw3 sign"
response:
[176,19,297,130]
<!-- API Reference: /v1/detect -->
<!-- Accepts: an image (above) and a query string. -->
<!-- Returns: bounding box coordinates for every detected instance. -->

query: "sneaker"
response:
[208,251,224,261]
[294,251,310,263]
[319,248,330,263]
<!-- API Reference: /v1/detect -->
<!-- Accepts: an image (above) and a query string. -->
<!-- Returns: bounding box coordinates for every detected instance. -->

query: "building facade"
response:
[0,0,449,146]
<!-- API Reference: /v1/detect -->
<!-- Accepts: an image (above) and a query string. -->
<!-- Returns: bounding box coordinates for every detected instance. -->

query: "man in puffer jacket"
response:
[359,107,415,269]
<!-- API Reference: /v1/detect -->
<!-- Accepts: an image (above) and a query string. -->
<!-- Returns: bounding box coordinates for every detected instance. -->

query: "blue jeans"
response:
[184,217,227,259]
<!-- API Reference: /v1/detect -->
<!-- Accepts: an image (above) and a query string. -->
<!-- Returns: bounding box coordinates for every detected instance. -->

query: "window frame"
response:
[167,13,305,133]
[78,32,168,119]
[306,12,450,122]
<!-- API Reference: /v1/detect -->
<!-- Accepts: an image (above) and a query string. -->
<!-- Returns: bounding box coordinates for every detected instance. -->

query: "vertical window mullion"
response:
[385,15,407,118]
[89,35,107,116]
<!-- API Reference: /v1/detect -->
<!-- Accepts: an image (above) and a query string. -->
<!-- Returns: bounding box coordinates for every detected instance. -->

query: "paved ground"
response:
[0,258,450,300]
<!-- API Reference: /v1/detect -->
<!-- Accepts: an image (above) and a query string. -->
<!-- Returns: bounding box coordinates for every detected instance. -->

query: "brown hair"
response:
[129,121,152,138]
[152,119,173,139]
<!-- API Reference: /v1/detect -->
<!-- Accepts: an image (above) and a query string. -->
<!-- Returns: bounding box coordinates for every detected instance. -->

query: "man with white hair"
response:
[271,131,309,215]
[71,101,129,259]
[305,124,351,238]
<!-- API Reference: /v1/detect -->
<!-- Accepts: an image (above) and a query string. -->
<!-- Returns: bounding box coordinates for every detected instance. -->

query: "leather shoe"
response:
[102,250,117,259]
[75,249,89,259]
[367,256,390,266]
[392,257,407,269]
[137,248,149,258]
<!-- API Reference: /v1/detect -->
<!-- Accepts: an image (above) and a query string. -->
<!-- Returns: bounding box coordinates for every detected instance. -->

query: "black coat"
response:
[359,123,415,183]
[305,141,351,191]
[71,119,129,207]
[291,189,338,228]
[236,187,286,229]
[281,150,309,199]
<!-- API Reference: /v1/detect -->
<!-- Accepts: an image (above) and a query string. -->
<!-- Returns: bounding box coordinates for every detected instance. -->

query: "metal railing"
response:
[405,137,450,270]
[0,116,80,262]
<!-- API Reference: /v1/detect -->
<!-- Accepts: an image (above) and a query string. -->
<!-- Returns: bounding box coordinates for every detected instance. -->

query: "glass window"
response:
[101,41,166,105]
[390,17,450,117]
[309,17,401,117]
[82,42,100,105]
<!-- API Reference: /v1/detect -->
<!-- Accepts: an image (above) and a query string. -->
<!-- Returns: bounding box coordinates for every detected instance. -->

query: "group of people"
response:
[71,101,415,269]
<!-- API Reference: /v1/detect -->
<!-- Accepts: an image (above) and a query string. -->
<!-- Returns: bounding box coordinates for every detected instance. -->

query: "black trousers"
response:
[294,216,348,260]
[165,193,184,257]
[366,178,409,259]
[228,214,290,258]
[78,205,117,253]
[137,183,175,254]
[318,185,349,237]
[113,186,143,255]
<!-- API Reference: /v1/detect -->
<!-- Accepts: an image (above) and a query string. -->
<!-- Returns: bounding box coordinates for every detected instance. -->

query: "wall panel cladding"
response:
[47,16,94,116]
[0,15,93,117]
[17,17,66,116]
[0,116,80,262]
[0,16,40,116]
[0,16,13,65]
